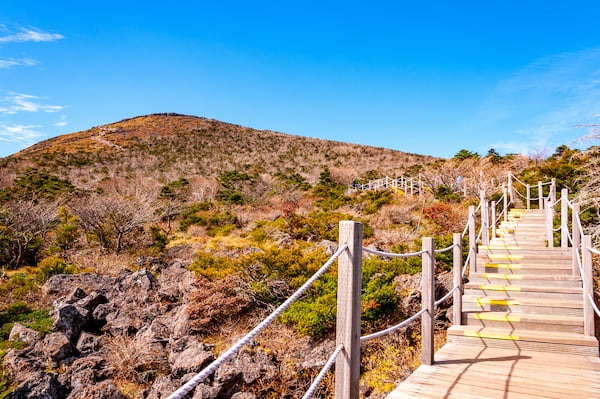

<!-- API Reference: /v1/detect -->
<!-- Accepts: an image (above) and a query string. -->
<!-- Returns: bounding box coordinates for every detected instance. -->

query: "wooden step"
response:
[462,295,583,317]
[477,263,572,275]
[469,273,582,288]
[464,283,582,300]
[479,255,571,264]
[447,325,598,356]
[479,247,572,256]
[464,311,583,333]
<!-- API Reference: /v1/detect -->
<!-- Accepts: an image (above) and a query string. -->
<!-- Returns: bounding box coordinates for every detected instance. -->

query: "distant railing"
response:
[164,173,600,399]
[349,175,423,195]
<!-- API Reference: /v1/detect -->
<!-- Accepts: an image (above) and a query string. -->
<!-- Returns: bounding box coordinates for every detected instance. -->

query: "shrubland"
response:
[0,113,597,398]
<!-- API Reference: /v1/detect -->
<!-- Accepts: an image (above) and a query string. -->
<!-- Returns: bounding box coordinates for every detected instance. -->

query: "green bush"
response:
[150,226,168,252]
[356,190,393,214]
[179,203,239,231]
[35,256,77,283]
[0,168,75,203]
[284,211,373,242]
[188,252,238,280]
[434,185,461,203]
[0,302,52,340]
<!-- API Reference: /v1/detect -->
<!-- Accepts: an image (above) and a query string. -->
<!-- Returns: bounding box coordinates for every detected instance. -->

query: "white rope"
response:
[360,308,427,342]
[574,246,584,277]
[435,286,458,307]
[588,294,600,318]
[509,172,527,187]
[461,213,472,239]
[301,344,345,399]
[588,246,600,255]
[362,247,426,259]
[476,225,483,243]
[434,243,457,253]
[462,250,472,277]
[165,244,349,399]
[567,231,574,246]
[552,225,561,232]
[575,214,584,236]
[495,212,504,224]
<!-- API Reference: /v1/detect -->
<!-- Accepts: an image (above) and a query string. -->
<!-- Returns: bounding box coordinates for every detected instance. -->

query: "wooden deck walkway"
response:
[387,208,600,398]
[386,343,600,399]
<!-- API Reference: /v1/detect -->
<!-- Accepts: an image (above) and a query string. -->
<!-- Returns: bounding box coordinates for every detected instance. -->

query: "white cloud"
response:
[0,93,63,114]
[54,115,68,127]
[0,123,42,144]
[0,57,37,69]
[0,27,64,44]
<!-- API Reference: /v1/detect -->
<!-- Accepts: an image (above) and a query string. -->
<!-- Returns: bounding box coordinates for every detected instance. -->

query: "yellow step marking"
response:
[478,285,521,291]
[474,298,521,306]
[464,330,520,340]
[473,313,521,322]
[484,263,523,270]
[482,273,523,280]
[481,245,522,250]
[488,254,523,261]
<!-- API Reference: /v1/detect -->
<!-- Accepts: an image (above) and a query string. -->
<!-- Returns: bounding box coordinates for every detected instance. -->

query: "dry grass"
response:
[102,333,170,398]
[69,248,133,276]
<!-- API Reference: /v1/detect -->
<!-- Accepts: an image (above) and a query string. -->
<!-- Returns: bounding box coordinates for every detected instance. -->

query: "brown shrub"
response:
[188,275,252,334]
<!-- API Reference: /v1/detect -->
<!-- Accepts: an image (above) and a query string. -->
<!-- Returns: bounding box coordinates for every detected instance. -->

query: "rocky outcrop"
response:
[3,261,284,399]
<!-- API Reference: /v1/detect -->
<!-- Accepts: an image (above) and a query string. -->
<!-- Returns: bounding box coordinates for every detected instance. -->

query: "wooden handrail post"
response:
[538,181,543,209]
[582,235,595,337]
[468,205,477,273]
[481,191,489,245]
[526,184,531,210]
[491,200,497,239]
[561,189,568,248]
[453,233,463,326]
[335,221,362,399]
[421,237,435,366]
[551,178,557,204]
[572,204,581,277]
[502,184,508,222]
[545,199,554,248]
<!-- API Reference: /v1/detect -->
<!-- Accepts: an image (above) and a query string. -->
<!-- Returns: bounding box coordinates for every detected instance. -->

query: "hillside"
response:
[1,113,435,190]
[2,113,594,399]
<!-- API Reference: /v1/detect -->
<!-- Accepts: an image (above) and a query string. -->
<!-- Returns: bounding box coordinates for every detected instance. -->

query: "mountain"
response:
[1,113,435,189]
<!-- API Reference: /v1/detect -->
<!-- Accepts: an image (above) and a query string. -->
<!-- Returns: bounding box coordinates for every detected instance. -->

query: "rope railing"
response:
[434,243,458,253]
[462,250,472,277]
[461,213,472,238]
[362,246,426,258]
[301,344,345,399]
[165,244,348,399]
[508,172,527,187]
[588,246,600,256]
[360,309,427,343]
[574,246,584,276]
[435,286,458,307]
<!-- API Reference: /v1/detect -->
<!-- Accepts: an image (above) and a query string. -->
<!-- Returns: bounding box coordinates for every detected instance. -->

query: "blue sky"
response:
[1,1,600,158]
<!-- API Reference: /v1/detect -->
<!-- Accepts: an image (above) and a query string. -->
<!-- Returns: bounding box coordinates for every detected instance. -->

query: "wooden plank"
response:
[387,343,600,399]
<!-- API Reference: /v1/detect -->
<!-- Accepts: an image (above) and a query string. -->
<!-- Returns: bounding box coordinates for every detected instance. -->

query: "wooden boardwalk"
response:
[387,208,600,398]
[386,343,600,399]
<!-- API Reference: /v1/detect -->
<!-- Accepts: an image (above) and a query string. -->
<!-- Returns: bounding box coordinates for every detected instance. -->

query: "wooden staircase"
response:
[448,208,599,356]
